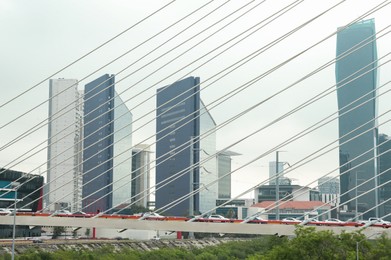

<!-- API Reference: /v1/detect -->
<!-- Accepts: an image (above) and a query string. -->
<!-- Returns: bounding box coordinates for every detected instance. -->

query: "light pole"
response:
[356,232,381,260]
[275,151,286,220]
[10,182,20,260]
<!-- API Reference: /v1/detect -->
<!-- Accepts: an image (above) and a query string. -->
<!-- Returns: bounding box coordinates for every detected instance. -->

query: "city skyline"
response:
[1,0,391,200]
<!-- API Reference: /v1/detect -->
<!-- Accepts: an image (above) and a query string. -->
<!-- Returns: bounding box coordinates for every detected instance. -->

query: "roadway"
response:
[0,216,390,237]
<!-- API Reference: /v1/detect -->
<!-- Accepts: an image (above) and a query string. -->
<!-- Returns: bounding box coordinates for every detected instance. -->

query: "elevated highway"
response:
[1,216,390,237]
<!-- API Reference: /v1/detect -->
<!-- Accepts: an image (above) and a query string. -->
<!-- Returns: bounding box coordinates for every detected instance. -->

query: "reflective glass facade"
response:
[112,93,133,208]
[335,19,378,217]
[156,76,217,216]
[83,74,132,213]
[378,134,391,220]
[198,101,217,214]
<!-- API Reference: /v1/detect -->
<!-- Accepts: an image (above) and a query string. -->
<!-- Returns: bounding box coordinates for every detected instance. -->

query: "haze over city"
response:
[1,0,391,199]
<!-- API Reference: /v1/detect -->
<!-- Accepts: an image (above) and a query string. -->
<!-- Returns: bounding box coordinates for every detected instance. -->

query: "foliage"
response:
[85,228,91,237]
[52,226,65,239]
[4,228,391,260]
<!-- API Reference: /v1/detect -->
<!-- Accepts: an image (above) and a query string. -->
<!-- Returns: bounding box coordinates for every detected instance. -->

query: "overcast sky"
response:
[1,0,391,199]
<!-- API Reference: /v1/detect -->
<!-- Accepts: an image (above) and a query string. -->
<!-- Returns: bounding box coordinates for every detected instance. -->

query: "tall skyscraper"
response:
[155,76,217,216]
[335,19,378,218]
[378,134,391,220]
[47,79,83,212]
[82,74,132,213]
[131,144,152,208]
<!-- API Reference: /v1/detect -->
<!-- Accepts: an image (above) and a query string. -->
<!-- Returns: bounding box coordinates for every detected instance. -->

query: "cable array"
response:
[1,0,391,233]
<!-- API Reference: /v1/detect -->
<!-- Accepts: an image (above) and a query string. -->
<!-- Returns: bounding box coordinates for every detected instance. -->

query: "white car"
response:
[324,218,345,225]
[53,209,72,216]
[282,217,301,223]
[0,209,12,215]
[142,212,165,219]
[207,214,229,220]
[361,217,391,226]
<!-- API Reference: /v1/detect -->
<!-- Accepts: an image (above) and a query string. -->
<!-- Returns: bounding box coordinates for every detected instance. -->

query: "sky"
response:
[1,0,391,199]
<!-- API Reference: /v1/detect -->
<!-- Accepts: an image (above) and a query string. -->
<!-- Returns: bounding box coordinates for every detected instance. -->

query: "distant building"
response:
[47,78,83,212]
[0,168,44,238]
[82,74,132,213]
[250,201,331,220]
[131,144,152,208]
[155,76,217,216]
[335,19,378,217]
[318,176,340,207]
[216,198,254,208]
[269,161,291,185]
[254,184,320,204]
[217,151,240,199]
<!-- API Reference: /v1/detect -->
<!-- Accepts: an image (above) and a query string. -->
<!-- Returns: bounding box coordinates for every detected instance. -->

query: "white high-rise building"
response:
[131,144,152,208]
[47,79,83,212]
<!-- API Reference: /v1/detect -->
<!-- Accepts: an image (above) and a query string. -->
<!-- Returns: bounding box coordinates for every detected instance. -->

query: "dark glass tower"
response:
[378,134,391,220]
[83,74,115,213]
[155,77,201,216]
[335,19,378,218]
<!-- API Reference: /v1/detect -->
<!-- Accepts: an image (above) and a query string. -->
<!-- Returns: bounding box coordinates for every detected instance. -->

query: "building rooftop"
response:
[251,201,330,210]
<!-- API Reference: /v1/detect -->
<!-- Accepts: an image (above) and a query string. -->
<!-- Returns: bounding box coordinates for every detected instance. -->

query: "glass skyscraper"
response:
[378,134,391,220]
[82,74,132,213]
[155,76,217,216]
[335,19,378,218]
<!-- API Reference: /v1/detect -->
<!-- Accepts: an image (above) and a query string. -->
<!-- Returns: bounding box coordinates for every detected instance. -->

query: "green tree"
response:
[52,226,65,239]
[368,233,391,260]
[85,228,91,237]
[261,226,360,260]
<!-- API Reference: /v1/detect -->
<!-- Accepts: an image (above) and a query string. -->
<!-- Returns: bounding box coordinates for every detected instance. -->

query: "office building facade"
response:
[318,176,340,207]
[269,161,291,185]
[335,19,378,217]
[47,79,83,212]
[131,144,151,208]
[378,134,391,220]
[155,76,217,216]
[217,151,240,199]
[83,74,132,213]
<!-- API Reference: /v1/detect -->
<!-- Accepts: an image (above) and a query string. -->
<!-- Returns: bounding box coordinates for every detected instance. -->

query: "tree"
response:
[261,226,361,259]
[52,226,65,239]
[85,228,91,237]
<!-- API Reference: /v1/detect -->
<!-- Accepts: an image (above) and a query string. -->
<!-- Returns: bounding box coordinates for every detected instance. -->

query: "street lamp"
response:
[10,182,20,260]
[275,151,287,220]
[356,232,381,260]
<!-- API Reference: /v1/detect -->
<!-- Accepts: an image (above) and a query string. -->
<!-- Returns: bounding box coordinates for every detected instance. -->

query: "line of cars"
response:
[3,209,391,228]
[278,217,391,228]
